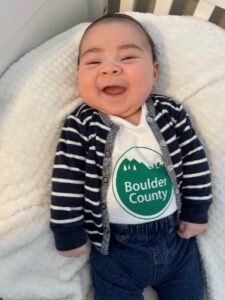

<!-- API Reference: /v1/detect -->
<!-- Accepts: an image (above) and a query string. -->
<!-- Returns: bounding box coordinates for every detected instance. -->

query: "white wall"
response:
[0,0,107,78]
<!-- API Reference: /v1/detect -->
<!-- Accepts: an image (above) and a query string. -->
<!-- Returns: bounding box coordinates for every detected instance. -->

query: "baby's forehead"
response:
[80,19,149,47]
[85,18,144,35]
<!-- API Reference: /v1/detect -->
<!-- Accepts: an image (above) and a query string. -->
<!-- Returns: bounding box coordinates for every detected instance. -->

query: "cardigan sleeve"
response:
[173,104,212,223]
[50,111,88,251]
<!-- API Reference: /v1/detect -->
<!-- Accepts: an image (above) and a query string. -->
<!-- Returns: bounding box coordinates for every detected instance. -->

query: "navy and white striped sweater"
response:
[50,94,212,255]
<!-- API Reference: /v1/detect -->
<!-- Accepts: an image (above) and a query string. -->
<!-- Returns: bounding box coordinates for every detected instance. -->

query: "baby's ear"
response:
[153,61,160,85]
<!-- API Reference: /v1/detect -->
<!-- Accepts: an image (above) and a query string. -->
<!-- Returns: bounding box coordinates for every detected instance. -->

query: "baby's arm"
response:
[177,221,207,239]
[172,101,212,229]
[59,243,89,257]
[50,108,88,254]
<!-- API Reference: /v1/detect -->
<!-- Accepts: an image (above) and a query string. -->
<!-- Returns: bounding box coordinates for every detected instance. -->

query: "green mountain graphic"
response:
[121,158,164,172]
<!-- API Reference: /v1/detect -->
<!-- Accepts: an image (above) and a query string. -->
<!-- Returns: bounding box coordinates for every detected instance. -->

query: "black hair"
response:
[78,13,157,64]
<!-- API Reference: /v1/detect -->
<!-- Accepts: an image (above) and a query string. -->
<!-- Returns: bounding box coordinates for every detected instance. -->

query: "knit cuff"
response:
[179,201,211,224]
[51,225,88,251]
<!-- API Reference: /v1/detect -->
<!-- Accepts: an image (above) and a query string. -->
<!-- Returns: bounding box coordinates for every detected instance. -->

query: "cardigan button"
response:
[101,203,106,209]
[103,177,108,183]
[105,151,111,158]
[147,116,153,123]
[167,165,173,172]
[160,140,167,147]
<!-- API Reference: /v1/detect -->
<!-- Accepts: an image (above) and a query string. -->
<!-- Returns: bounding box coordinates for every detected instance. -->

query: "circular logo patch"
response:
[112,147,173,219]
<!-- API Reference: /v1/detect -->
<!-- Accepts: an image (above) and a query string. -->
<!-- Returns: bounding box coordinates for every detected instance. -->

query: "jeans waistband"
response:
[110,213,178,237]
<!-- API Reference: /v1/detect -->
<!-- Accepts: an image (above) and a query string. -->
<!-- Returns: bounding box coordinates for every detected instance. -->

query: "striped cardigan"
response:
[50,94,212,255]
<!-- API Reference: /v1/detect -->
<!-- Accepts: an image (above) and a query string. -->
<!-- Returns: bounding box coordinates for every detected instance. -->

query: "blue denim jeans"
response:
[90,214,204,300]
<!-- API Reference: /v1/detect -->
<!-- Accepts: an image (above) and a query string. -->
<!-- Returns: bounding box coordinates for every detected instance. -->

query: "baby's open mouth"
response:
[102,86,126,95]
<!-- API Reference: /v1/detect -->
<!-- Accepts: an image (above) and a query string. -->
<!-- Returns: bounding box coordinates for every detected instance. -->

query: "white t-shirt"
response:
[107,104,177,224]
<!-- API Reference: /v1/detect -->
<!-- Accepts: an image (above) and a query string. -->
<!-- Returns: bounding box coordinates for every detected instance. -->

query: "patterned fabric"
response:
[50,94,212,254]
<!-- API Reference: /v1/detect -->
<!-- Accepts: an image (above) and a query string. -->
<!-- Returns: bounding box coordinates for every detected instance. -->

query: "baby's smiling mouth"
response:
[102,86,126,95]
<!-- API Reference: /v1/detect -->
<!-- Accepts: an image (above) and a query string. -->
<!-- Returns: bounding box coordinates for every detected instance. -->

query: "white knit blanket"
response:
[0,12,225,300]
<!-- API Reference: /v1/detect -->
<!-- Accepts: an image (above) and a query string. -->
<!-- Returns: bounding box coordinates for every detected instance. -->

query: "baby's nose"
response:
[101,63,121,75]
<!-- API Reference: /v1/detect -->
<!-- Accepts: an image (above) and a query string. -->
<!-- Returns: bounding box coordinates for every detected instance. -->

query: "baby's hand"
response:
[59,244,88,257]
[177,221,208,239]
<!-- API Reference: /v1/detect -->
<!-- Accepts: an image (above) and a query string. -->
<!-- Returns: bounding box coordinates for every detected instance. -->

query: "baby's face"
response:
[78,20,159,124]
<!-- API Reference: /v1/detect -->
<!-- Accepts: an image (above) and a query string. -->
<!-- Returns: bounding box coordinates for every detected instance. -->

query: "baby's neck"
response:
[123,107,142,125]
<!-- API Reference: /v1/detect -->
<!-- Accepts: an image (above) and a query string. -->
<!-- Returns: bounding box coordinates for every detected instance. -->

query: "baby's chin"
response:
[82,99,142,123]
[107,108,142,125]
[99,107,130,118]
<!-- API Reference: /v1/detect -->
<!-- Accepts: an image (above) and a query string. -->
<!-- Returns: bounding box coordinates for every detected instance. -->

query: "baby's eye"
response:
[86,61,101,65]
[121,56,137,61]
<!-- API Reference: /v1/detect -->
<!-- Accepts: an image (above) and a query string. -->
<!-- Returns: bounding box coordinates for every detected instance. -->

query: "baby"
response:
[50,13,212,300]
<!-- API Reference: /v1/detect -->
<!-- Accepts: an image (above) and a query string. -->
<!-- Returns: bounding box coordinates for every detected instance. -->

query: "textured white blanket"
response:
[0,12,225,300]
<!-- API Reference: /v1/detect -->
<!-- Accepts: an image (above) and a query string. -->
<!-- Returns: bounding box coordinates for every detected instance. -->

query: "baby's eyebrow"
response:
[80,47,102,58]
[118,44,143,52]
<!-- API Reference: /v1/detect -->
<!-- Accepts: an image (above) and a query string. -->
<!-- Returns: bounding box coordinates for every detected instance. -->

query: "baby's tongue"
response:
[103,86,126,95]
